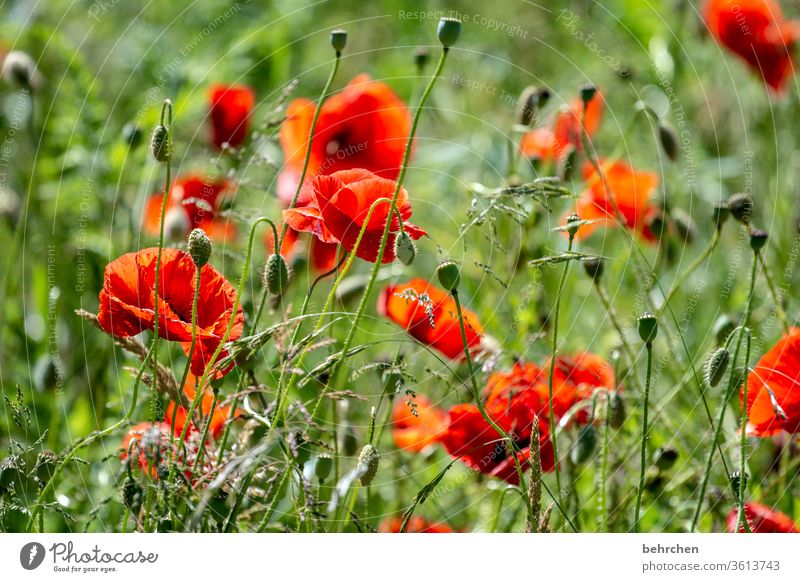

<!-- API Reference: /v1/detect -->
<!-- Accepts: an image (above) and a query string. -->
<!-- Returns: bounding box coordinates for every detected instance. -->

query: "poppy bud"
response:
[35,451,57,485]
[638,312,658,345]
[437,17,461,49]
[315,453,333,482]
[358,444,379,486]
[749,228,768,251]
[713,202,730,230]
[566,212,580,239]
[654,447,678,471]
[264,253,290,295]
[1,51,43,90]
[164,207,190,242]
[730,470,748,499]
[727,193,753,224]
[330,29,347,53]
[536,87,551,110]
[570,425,597,465]
[187,228,212,267]
[437,261,460,292]
[582,257,604,282]
[121,475,143,513]
[413,48,430,71]
[394,230,416,265]
[657,121,679,161]
[516,85,539,126]
[579,83,597,106]
[705,347,730,388]
[122,123,143,149]
[671,208,698,244]
[558,144,578,182]
[608,391,626,429]
[150,124,170,162]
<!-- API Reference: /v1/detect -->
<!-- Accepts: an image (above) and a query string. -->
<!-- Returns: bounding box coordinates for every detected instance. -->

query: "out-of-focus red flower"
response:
[391,394,448,452]
[727,502,800,532]
[263,222,340,273]
[208,83,255,149]
[120,422,173,473]
[378,278,482,360]
[743,328,800,436]
[278,74,411,205]
[705,0,797,92]
[143,175,236,242]
[97,248,244,377]
[567,159,660,241]
[166,374,233,439]
[283,168,426,264]
[520,91,603,164]
[379,516,455,533]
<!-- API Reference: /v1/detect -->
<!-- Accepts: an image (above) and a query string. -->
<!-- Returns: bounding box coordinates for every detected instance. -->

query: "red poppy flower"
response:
[263,223,340,273]
[97,248,244,377]
[379,516,455,533]
[278,74,411,205]
[208,83,256,149]
[727,502,800,532]
[743,328,800,436]
[520,90,603,164]
[120,422,174,473]
[143,175,236,242]
[391,394,448,452]
[283,168,426,264]
[378,278,482,360]
[705,0,797,92]
[566,159,660,241]
[165,375,233,439]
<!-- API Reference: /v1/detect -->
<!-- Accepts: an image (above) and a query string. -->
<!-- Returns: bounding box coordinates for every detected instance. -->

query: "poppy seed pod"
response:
[713,202,730,230]
[264,253,290,295]
[608,391,626,429]
[150,124,170,162]
[437,261,460,292]
[570,425,597,465]
[705,347,730,388]
[579,83,598,106]
[437,17,461,48]
[657,121,679,162]
[330,29,347,53]
[394,230,416,265]
[187,228,212,267]
[566,212,580,239]
[638,312,658,345]
[358,444,380,486]
[582,257,604,282]
[727,193,753,224]
[315,453,333,482]
[516,85,539,126]
[749,228,768,251]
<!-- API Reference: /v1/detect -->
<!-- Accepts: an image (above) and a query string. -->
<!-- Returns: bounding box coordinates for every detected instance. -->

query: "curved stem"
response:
[633,342,653,532]
[757,252,789,334]
[736,330,752,532]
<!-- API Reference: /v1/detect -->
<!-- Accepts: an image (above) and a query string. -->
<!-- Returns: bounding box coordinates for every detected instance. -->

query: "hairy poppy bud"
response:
[121,475,143,513]
[608,391,626,429]
[730,470,748,499]
[437,261,460,292]
[671,208,698,245]
[122,123,143,149]
[570,425,597,465]
[358,444,379,486]
[516,85,539,126]
[315,454,333,482]
[638,312,658,345]
[582,257,604,282]
[330,29,347,53]
[713,202,730,230]
[164,207,190,242]
[727,193,753,224]
[705,347,730,388]
[394,230,416,265]
[264,253,290,295]
[566,212,580,239]
[1,51,43,90]
[579,83,597,106]
[35,451,57,485]
[414,48,430,70]
[187,228,212,267]
[437,17,461,49]
[558,145,578,182]
[749,228,768,251]
[657,121,678,161]
[150,124,170,162]
[654,447,678,471]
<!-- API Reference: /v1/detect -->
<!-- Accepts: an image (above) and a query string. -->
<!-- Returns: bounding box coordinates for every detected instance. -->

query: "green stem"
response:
[599,394,611,532]
[633,342,654,532]
[737,330,752,532]
[757,252,790,334]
